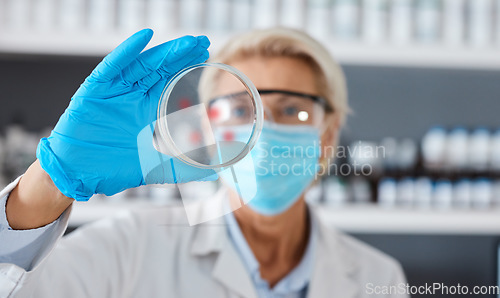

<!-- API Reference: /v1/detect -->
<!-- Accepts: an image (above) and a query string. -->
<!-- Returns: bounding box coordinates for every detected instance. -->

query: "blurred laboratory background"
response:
[0,0,500,297]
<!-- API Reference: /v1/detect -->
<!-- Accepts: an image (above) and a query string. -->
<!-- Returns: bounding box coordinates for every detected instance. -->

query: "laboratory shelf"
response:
[315,205,500,235]
[0,31,149,57]
[0,31,231,57]
[69,200,500,235]
[1,31,500,70]
[323,41,500,70]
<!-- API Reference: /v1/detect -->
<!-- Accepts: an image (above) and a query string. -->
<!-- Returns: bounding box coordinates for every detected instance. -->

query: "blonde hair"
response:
[210,27,350,127]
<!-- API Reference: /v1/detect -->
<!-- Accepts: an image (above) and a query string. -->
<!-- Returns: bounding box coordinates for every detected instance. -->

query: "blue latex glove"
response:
[37,29,216,201]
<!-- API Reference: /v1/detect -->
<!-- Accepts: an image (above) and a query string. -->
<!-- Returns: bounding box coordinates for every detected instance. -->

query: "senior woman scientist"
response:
[0,28,407,297]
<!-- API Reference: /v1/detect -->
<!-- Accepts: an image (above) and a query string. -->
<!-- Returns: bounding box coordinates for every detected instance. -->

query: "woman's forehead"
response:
[216,56,319,95]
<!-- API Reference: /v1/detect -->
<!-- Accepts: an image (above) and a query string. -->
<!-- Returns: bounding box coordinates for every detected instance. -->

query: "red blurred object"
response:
[179,97,191,109]
[190,131,202,144]
[208,107,220,120]
[223,131,234,141]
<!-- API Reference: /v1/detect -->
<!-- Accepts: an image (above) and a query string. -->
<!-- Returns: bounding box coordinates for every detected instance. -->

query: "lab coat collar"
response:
[189,205,359,298]
[211,235,259,298]
[189,188,233,255]
[307,207,359,298]
[190,214,257,298]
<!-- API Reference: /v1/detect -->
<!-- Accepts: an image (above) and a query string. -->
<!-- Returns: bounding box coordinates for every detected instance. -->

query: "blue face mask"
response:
[219,122,321,216]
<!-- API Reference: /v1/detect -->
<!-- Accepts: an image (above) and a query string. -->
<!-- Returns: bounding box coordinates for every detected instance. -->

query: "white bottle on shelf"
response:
[442,0,464,46]
[434,179,453,209]
[390,0,412,45]
[252,0,278,29]
[324,177,348,206]
[445,127,469,171]
[468,0,493,47]
[415,0,441,44]
[350,177,372,204]
[397,177,415,207]
[33,0,56,32]
[280,0,305,30]
[180,0,203,30]
[362,0,388,43]
[88,0,115,32]
[333,0,360,41]
[307,0,331,39]
[206,0,230,32]
[421,126,447,170]
[453,179,472,209]
[232,0,252,31]
[378,178,397,208]
[414,177,433,209]
[468,127,491,171]
[119,0,146,32]
[472,178,492,209]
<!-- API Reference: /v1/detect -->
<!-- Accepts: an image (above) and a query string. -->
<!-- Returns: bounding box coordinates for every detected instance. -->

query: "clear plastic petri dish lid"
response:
[154,62,263,169]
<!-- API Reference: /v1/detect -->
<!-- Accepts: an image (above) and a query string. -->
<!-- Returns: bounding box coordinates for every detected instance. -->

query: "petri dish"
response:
[154,62,263,169]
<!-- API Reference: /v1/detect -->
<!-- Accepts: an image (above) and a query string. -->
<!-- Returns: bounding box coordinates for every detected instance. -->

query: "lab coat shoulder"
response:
[2,200,241,298]
[50,206,213,298]
[2,208,147,298]
[309,208,408,298]
[338,230,406,282]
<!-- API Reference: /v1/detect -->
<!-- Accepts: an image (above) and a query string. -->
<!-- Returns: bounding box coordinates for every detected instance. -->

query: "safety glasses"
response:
[208,89,333,129]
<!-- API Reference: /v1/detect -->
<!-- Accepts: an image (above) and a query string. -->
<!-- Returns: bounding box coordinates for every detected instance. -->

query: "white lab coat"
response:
[0,180,408,298]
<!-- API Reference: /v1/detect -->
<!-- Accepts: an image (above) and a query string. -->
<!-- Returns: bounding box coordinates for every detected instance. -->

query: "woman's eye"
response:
[233,106,248,118]
[283,106,298,116]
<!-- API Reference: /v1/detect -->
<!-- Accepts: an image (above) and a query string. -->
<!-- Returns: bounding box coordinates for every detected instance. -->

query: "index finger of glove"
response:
[156,35,210,79]
[121,35,209,85]
[89,29,154,82]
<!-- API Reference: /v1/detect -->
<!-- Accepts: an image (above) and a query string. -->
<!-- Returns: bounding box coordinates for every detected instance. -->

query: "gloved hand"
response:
[37,29,216,201]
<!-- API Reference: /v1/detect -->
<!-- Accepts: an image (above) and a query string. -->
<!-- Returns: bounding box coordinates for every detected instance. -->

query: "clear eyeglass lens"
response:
[208,92,254,126]
[261,94,323,125]
[209,93,325,127]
